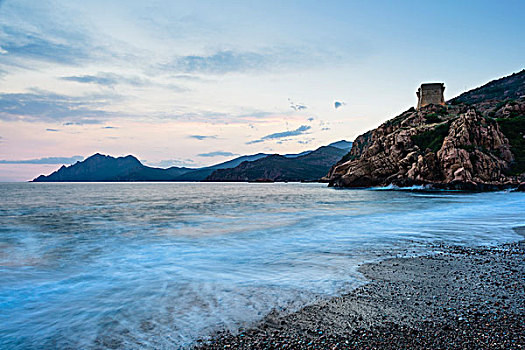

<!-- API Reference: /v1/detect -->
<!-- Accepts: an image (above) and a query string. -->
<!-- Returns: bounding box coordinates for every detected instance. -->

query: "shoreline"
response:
[195,227,525,349]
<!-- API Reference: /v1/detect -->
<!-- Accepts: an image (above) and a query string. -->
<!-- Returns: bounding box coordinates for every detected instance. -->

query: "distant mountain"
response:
[282,150,312,158]
[171,153,269,181]
[33,153,191,182]
[33,141,352,182]
[281,141,352,159]
[328,140,353,150]
[205,146,349,182]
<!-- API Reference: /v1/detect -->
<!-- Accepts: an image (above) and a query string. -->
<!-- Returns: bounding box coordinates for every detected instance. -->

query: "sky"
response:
[0,0,523,181]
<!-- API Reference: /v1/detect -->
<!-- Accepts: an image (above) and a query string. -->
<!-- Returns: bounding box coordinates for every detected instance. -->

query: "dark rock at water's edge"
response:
[326,70,525,190]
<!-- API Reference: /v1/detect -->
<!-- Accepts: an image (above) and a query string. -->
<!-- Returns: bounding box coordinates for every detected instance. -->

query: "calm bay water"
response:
[0,182,523,348]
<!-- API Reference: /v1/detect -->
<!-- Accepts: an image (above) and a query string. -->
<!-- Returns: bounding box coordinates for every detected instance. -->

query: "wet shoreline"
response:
[195,227,525,349]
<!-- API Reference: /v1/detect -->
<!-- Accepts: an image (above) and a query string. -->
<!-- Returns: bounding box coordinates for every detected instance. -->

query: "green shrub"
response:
[411,122,450,152]
[424,113,441,124]
[497,115,525,175]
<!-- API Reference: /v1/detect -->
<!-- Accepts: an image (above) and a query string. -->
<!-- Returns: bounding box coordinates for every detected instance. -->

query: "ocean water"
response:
[0,182,523,349]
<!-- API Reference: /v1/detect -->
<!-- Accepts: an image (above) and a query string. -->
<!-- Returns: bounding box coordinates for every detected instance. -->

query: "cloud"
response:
[0,155,84,164]
[245,139,264,145]
[262,125,311,140]
[46,128,59,132]
[289,99,308,111]
[61,72,186,92]
[197,151,238,157]
[189,135,217,140]
[61,73,124,86]
[102,126,117,129]
[0,90,111,123]
[162,50,269,74]
[63,120,104,125]
[0,0,95,69]
[0,27,90,67]
[171,74,208,82]
[247,125,312,144]
[307,117,314,122]
[334,101,346,109]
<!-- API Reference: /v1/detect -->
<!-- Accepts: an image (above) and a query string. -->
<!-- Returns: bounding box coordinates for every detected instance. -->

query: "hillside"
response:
[450,70,525,105]
[171,153,269,181]
[327,70,525,190]
[205,146,350,182]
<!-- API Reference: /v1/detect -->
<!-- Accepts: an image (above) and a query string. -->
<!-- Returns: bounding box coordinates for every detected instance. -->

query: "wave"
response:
[369,184,439,191]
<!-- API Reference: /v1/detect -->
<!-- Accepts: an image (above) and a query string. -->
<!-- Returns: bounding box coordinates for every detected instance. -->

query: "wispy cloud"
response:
[162,50,270,74]
[0,26,90,67]
[160,50,279,77]
[63,119,104,126]
[189,135,217,140]
[247,125,311,144]
[0,90,112,123]
[297,138,314,144]
[61,73,142,87]
[289,99,307,111]
[197,151,238,157]
[0,0,95,69]
[61,72,184,91]
[46,128,59,132]
[0,155,84,164]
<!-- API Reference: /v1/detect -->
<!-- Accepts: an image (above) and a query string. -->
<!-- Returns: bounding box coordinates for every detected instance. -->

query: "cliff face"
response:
[328,70,525,190]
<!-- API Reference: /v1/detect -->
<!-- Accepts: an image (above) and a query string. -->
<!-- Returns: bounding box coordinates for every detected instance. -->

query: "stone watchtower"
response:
[417,83,445,110]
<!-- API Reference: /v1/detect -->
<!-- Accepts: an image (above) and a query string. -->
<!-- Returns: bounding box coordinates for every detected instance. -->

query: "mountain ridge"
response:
[205,145,350,182]
[32,141,351,182]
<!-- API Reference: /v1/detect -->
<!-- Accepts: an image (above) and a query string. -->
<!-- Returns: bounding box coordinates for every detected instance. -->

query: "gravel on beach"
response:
[195,228,525,349]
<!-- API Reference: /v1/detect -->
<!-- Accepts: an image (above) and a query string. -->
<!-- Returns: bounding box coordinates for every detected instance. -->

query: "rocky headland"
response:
[327,70,525,190]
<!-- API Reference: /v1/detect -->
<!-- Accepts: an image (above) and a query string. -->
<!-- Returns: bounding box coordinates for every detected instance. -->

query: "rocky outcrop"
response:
[327,70,525,190]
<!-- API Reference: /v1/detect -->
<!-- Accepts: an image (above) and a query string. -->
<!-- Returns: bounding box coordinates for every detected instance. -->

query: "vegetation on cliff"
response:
[497,115,525,175]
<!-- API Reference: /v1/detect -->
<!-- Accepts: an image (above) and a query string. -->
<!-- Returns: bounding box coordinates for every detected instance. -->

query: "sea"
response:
[0,182,523,349]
